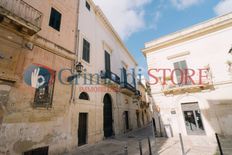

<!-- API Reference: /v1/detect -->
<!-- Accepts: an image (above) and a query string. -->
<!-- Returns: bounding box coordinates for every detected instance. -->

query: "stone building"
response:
[136,78,153,128]
[0,0,142,154]
[0,0,79,154]
[142,13,232,140]
[74,0,142,146]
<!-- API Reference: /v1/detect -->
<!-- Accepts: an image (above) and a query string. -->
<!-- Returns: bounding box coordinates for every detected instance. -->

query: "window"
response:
[122,67,127,83]
[34,67,56,108]
[49,8,62,31]
[105,51,111,75]
[86,1,91,11]
[132,69,136,87]
[173,60,190,85]
[82,39,90,63]
[79,92,90,100]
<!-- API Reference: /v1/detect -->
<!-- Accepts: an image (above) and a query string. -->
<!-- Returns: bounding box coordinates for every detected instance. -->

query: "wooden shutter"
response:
[122,68,127,83]
[82,39,90,63]
[105,51,111,72]
[173,60,188,85]
[49,8,62,31]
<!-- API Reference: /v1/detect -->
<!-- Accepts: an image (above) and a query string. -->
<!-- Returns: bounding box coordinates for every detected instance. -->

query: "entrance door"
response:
[136,110,141,128]
[103,94,113,138]
[182,103,205,135]
[78,113,88,146]
[124,111,129,130]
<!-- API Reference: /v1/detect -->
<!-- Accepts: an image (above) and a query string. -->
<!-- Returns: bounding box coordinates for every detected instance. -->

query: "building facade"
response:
[74,0,142,146]
[143,13,232,139]
[136,79,153,129]
[0,0,143,154]
[0,0,79,154]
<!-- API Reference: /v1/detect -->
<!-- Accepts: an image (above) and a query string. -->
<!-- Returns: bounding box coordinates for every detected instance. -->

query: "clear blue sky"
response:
[124,0,223,72]
[94,0,232,74]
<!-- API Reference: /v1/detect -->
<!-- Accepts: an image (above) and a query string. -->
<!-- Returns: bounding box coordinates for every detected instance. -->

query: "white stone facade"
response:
[143,13,232,138]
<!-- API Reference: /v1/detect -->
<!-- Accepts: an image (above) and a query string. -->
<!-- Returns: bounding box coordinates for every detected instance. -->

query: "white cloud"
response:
[170,0,202,10]
[214,0,232,16]
[148,11,161,30]
[93,0,152,40]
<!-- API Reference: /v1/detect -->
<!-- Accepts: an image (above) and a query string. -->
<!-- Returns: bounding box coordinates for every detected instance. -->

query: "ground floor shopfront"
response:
[153,83,232,138]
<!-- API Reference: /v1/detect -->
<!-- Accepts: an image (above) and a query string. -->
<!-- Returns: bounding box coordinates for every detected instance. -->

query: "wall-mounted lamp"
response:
[75,62,83,74]
[67,62,83,82]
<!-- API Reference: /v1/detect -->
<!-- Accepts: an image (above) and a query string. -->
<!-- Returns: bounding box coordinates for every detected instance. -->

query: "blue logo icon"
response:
[24,64,52,88]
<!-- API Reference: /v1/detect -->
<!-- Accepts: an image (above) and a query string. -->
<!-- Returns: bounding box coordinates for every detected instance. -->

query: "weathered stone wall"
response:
[0,36,74,154]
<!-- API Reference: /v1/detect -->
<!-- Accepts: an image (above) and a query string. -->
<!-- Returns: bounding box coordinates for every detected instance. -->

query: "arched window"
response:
[79,92,89,100]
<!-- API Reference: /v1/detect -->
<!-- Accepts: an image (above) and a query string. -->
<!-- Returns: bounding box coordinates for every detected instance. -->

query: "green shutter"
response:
[83,39,90,63]
[105,51,111,72]
[173,60,188,85]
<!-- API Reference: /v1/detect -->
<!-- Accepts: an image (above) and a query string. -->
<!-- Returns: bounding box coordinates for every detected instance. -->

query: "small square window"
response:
[86,1,91,11]
[49,8,62,31]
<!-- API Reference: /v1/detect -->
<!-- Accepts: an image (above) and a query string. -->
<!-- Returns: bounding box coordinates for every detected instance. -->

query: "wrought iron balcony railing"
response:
[0,0,42,33]
[161,67,214,95]
[121,81,136,92]
[100,70,120,85]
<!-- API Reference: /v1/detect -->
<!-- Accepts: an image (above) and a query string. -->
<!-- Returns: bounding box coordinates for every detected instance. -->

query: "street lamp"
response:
[67,62,83,82]
[75,62,83,74]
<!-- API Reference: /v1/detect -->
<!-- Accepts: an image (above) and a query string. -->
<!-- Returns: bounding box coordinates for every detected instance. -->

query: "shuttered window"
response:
[132,69,136,87]
[173,60,190,85]
[82,39,90,63]
[49,8,62,31]
[122,67,127,83]
[105,51,111,72]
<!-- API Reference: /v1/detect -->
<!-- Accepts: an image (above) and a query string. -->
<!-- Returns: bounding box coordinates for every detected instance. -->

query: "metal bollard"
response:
[148,136,152,155]
[139,139,143,155]
[179,133,185,155]
[215,133,224,155]
[124,144,128,155]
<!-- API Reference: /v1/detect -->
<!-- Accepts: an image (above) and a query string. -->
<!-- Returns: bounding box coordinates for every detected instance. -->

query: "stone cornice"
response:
[142,13,232,56]
[88,0,138,66]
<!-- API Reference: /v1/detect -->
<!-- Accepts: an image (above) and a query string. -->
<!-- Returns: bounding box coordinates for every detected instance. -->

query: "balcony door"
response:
[182,102,205,135]
[105,51,111,75]
[173,60,190,85]
[122,67,127,83]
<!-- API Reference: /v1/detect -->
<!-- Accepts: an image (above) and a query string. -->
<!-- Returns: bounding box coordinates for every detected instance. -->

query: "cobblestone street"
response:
[67,124,232,155]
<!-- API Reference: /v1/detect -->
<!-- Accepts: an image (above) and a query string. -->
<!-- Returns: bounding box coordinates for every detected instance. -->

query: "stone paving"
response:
[68,124,232,155]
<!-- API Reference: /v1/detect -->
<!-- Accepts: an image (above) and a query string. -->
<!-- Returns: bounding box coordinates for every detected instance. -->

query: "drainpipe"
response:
[70,0,80,103]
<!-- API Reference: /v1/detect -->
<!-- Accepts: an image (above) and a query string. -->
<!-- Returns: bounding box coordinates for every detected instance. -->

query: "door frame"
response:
[78,112,88,146]
[103,93,114,138]
[181,102,205,135]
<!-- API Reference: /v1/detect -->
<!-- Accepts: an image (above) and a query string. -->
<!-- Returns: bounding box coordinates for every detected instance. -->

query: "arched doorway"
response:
[103,94,113,138]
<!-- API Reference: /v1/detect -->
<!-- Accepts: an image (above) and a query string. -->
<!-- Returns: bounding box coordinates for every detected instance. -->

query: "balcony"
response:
[0,0,42,35]
[121,82,136,96]
[161,73,214,95]
[100,70,121,85]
